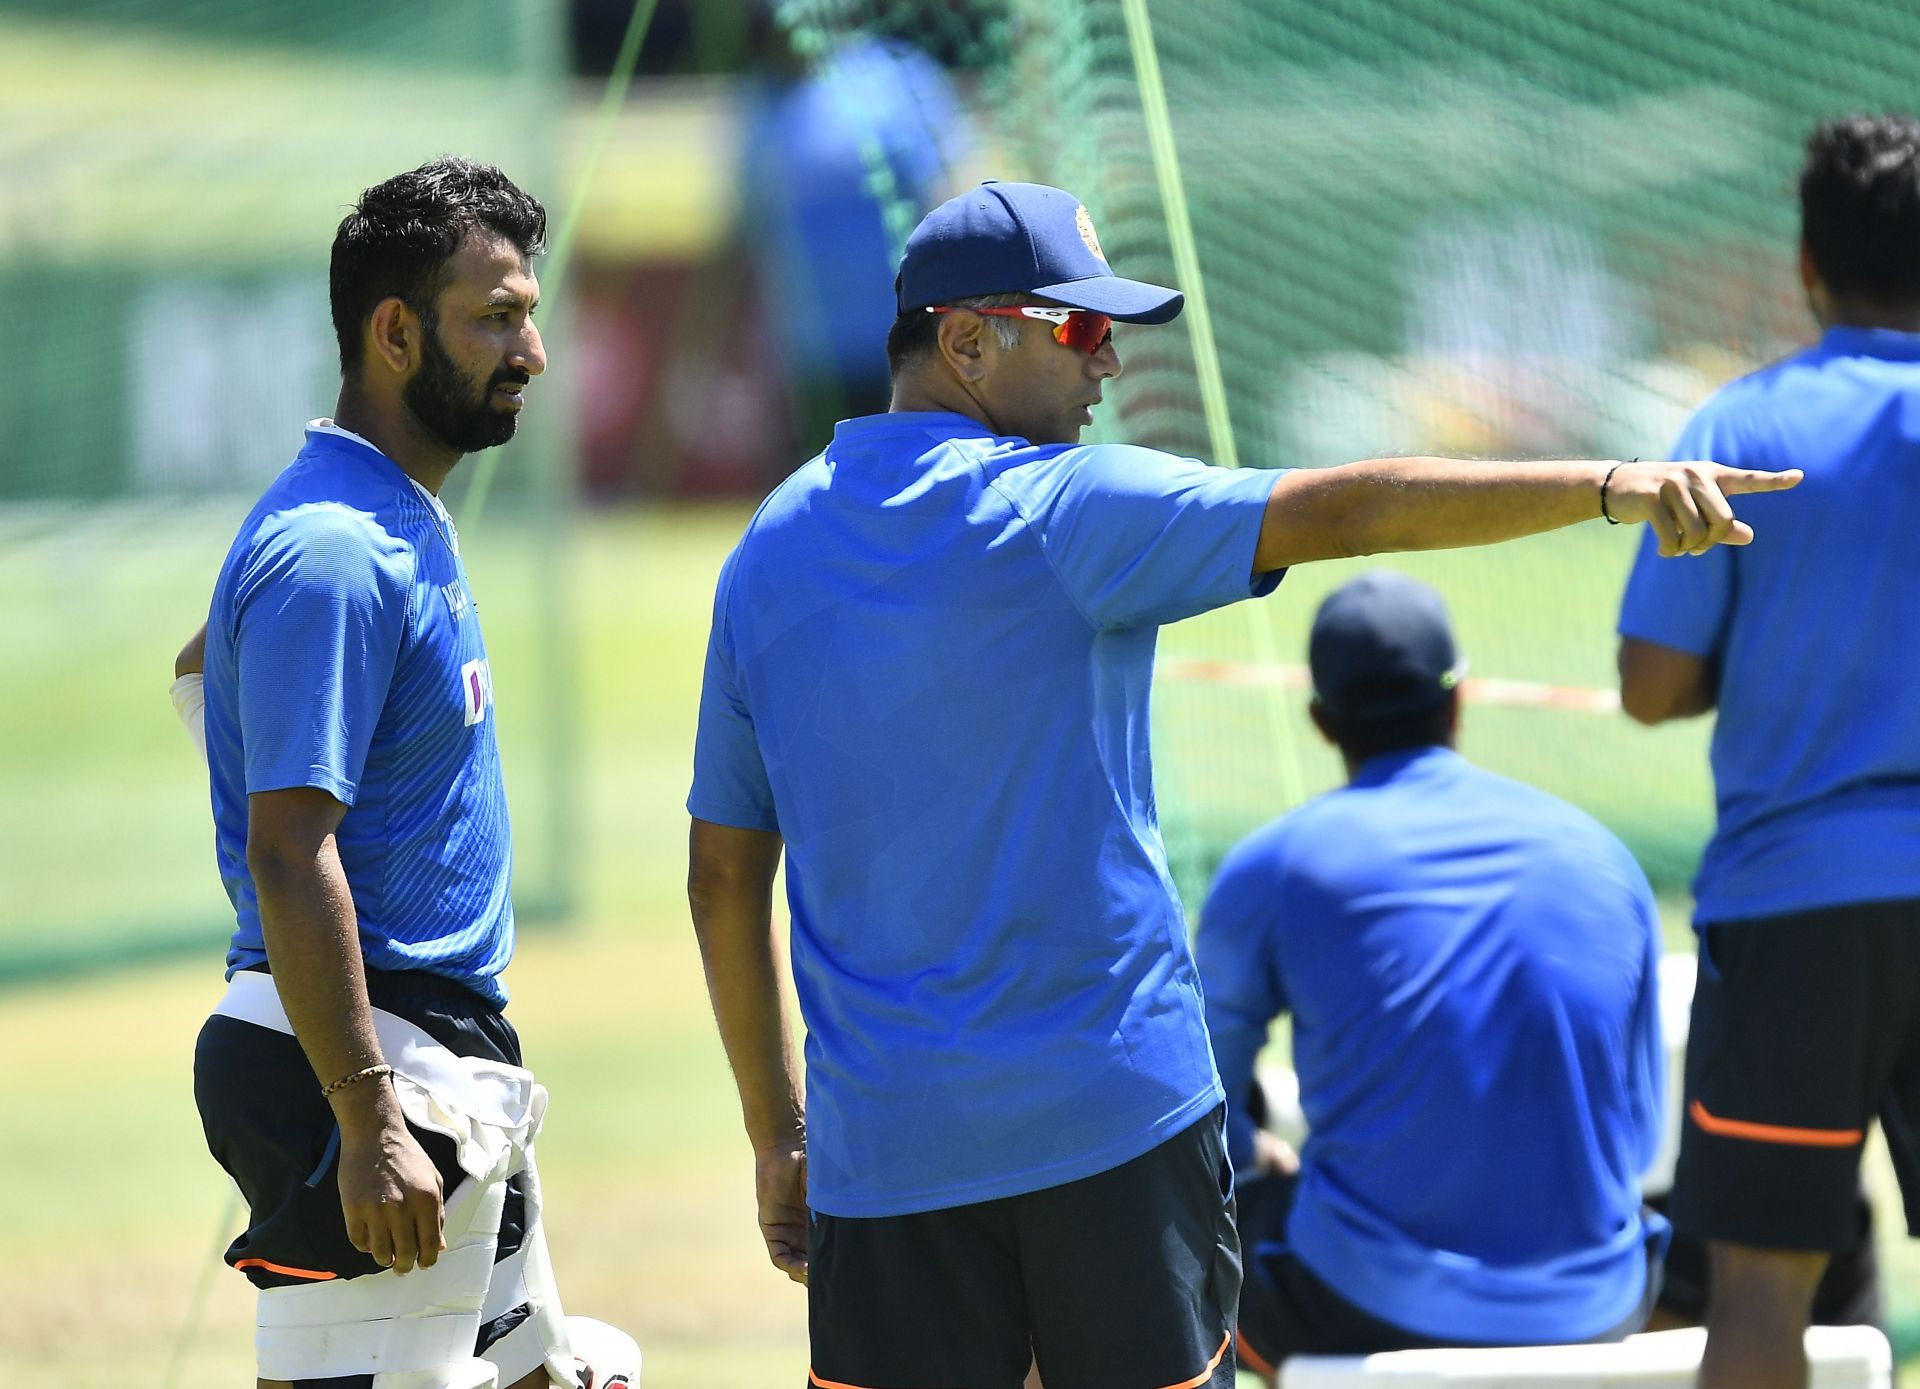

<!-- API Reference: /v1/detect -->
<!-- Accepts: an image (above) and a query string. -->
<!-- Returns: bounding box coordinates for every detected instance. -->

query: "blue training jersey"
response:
[689,411,1282,1217]
[1619,326,1920,923]
[204,422,514,1004]
[1196,747,1666,1344]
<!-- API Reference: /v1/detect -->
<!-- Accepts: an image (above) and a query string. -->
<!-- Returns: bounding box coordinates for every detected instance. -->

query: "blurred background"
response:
[4,0,1918,1384]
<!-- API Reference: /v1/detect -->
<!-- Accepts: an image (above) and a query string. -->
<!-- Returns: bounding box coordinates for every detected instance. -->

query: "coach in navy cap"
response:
[687,173,1797,1389]
[895,179,1185,323]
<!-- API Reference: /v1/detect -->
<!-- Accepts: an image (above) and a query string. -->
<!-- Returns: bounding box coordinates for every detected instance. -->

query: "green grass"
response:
[1156,519,1718,907]
[5,501,1918,1387]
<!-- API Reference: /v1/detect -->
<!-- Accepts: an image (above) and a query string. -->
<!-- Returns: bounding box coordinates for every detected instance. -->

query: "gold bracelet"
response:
[322,1063,394,1097]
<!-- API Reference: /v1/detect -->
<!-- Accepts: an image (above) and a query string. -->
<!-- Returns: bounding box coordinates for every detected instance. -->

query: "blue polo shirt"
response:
[1197,747,1666,1344]
[688,411,1282,1217]
[1618,327,1920,924]
[204,423,514,1005]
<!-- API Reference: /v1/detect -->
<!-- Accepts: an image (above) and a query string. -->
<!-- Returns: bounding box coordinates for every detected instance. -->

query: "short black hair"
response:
[1320,693,1456,765]
[1800,114,1920,305]
[329,157,548,372]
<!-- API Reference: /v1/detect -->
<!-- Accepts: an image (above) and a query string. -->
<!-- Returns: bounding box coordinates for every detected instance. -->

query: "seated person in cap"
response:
[1195,572,1669,1380]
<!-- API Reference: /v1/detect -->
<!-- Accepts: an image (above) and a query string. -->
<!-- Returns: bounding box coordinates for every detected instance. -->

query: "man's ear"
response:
[365,296,420,378]
[936,310,991,384]
[1307,697,1337,747]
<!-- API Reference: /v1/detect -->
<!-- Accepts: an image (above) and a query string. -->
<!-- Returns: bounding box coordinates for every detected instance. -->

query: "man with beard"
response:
[181,158,607,1389]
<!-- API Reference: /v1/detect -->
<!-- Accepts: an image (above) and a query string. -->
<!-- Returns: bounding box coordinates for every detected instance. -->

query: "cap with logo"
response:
[1308,571,1466,724]
[895,180,1185,323]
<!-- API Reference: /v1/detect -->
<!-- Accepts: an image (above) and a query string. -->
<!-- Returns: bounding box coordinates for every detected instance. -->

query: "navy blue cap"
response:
[1308,572,1466,723]
[895,181,1185,323]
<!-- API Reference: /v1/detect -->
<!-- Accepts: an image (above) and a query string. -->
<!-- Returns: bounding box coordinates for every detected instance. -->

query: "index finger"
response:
[1714,466,1803,494]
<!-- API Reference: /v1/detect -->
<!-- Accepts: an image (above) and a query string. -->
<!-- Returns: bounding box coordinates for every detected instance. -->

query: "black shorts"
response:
[1233,1171,1659,1374]
[193,966,527,1290]
[1671,899,1920,1252]
[806,1106,1240,1389]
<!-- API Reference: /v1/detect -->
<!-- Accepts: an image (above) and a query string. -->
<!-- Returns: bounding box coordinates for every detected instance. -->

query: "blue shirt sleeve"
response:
[688,548,780,832]
[1001,445,1283,630]
[231,506,410,805]
[1617,409,1738,658]
[1194,832,1291,1172]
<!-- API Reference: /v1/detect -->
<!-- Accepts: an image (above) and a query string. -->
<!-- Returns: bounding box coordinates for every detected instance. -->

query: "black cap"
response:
[1308,572,1465,723]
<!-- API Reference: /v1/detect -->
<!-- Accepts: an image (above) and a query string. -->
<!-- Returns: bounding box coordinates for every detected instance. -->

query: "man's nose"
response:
[1091,338,1122,381]
[514,323,547,377]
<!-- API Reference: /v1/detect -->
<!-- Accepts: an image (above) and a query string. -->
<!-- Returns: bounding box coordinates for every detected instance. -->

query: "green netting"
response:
[778,0,1913,908]
[0,3,580,980]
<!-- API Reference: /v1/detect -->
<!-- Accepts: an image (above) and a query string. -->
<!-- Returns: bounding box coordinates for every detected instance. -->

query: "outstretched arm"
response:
[1254,458,1802,573]
[688,817,807,1283]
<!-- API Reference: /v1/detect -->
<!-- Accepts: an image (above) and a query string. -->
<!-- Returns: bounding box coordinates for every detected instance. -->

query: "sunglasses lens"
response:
[1054,311,1114,354]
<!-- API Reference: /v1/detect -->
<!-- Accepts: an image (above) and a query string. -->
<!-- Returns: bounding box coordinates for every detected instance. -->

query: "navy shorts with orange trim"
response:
[1672,899,1920,1252]
[192,966,527,1289]
[806,1106,1239,1389]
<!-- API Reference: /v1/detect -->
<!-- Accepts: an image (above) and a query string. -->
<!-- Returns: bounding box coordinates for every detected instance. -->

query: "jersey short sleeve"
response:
[1001,444,1282,630]
[688,548,779,832]
[1617,409,1738,658]
[232,505,410,805]
[1195,831,1292,1170]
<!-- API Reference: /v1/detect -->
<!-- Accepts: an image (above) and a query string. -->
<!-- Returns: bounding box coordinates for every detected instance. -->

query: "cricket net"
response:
[776,0,1920,907]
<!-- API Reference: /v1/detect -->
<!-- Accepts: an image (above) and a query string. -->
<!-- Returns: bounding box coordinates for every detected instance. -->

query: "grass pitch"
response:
[3,502,1916,1387]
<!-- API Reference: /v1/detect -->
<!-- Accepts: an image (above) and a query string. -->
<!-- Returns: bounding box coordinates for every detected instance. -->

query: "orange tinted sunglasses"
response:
[925,304,1115,354]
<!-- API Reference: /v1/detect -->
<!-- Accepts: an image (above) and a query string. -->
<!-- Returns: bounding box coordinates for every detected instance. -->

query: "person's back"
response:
[1617,114,1920,1389]
[708,411,1273,1213]
[1200,574,1664,1374]
[1621,335,1920,919]
[1225,753,1660,1309]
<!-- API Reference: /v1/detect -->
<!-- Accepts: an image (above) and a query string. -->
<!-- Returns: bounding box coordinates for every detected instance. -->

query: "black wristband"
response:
[1600,459,1633,525]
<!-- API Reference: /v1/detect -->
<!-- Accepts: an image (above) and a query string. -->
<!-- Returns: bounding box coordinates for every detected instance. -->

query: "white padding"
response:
[1279,1325,1891,1388]
[374,1355,498,1389]
[567,1316,643,1388]
[170,672,207,762]
[223,971,563,1386]
[480,1213,578,1388]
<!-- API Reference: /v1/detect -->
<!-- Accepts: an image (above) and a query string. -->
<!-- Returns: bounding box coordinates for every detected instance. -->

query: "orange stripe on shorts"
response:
[1235,1328,1278,1379]
[1689,1099,1862,1149]
[1154,1331,1233,1389]
[233,1256,339,1281]
[808,1369,893,1389]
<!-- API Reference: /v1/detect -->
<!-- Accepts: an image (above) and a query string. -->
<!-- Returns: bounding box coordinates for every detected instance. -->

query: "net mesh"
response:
[777,0,1918,906]
[0,1,579,978]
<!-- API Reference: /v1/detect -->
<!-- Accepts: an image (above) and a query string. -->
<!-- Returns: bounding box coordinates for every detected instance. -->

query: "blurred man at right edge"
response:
[1619,114,1920,1389]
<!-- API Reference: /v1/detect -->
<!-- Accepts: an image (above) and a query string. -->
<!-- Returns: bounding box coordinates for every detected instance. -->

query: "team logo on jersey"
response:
[460,657,493,727]
[1075,204,1106,261]
[442,580,469,623]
